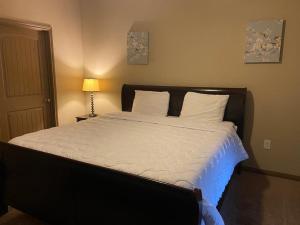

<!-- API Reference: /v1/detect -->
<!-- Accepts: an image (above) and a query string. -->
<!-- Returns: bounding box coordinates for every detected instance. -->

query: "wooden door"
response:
[0,20,56,142]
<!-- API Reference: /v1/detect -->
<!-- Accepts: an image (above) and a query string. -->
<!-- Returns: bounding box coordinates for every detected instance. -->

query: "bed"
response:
[0,84,248,225]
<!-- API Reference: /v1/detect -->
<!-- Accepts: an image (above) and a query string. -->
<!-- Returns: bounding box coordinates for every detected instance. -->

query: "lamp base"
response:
[89,113,98,117]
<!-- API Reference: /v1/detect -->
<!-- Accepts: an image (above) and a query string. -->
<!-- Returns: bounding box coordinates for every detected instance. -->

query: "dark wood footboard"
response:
[0,142,201,225]
[0,150,8,216]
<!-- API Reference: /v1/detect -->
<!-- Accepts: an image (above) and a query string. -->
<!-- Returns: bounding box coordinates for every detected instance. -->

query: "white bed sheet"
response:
[10,112,248,225]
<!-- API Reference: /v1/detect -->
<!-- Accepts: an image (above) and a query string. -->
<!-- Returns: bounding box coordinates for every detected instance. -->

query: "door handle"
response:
[45,98,51,103]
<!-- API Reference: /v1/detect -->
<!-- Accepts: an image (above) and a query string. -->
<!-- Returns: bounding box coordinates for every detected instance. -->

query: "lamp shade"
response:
[82,79,100,92]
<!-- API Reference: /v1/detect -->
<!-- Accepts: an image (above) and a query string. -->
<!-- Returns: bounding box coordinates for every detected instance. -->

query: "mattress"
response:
[10,112,248,225]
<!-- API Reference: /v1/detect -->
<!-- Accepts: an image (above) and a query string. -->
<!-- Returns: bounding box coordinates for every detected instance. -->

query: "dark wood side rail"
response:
[0,142,200,225]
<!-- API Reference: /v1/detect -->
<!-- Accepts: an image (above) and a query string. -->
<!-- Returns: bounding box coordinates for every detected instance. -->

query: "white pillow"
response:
[180,92,229,122]
[132,90,170,116]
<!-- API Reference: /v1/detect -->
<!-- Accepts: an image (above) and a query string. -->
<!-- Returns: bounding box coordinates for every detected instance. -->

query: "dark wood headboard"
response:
[121,84,247,140]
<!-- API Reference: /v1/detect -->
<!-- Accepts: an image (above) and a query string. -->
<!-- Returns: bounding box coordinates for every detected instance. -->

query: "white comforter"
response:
[10,112,248,225]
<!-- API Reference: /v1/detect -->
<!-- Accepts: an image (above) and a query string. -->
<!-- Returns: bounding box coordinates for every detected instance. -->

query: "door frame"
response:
[0,17,58,127]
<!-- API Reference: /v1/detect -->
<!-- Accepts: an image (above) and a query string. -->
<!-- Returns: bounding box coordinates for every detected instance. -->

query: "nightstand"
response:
[75,114,97,122]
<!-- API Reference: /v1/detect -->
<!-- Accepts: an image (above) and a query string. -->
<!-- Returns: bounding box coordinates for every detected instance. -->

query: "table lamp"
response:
[82,78,100,117]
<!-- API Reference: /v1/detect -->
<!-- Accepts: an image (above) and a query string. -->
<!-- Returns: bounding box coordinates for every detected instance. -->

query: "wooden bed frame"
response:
[0,84,247,225]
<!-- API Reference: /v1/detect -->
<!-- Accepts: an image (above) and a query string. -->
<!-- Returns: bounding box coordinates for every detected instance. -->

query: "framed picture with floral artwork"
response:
[127,32,149,65]
[245,19,285,63]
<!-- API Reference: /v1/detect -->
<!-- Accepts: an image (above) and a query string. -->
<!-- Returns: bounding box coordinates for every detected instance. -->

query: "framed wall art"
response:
[127,31,149,65]
[245,19,285,63]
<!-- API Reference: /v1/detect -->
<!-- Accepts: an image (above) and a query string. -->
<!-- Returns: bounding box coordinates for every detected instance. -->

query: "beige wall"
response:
[0,0,298,176]
[0,0,86,125]
[80,0,300,176]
